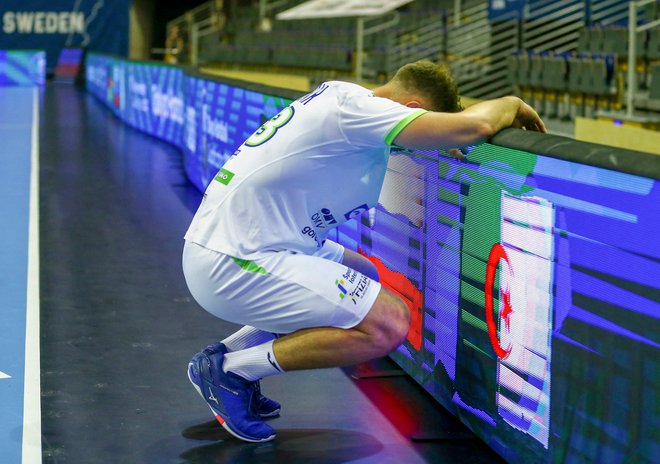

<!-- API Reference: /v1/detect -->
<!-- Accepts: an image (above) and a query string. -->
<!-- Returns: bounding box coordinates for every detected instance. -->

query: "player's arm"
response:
[393,96,546,150]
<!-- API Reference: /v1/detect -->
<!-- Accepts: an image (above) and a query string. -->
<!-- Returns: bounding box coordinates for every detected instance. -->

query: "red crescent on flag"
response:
[485,243,513,359]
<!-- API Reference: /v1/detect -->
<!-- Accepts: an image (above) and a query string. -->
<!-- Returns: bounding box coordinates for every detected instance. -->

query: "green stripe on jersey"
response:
[384,109,428,146]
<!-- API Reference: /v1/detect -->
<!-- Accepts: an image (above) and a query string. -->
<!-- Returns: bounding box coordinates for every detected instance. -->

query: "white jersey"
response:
[184,81,426,258]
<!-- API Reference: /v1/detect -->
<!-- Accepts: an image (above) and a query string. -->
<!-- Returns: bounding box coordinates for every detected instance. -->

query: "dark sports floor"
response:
[39,84,504,464]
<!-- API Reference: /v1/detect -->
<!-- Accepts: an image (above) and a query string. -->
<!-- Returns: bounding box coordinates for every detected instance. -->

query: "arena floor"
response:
[30,84,505,463]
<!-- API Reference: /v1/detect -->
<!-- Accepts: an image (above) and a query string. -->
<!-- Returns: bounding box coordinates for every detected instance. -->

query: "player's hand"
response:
[512,100,547,133]
[447,148,466,161]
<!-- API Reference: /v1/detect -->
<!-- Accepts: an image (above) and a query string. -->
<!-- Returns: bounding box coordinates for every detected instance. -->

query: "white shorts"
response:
[182,240,382,334]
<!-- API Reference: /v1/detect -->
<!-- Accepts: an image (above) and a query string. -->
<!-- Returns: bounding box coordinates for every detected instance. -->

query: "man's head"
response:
[374,60,462,113]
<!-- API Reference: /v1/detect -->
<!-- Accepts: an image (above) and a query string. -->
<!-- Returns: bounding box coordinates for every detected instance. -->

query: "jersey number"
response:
[245,106,294,147]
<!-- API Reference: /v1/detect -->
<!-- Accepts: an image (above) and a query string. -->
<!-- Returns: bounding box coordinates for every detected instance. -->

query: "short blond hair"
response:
[392,60,462,113]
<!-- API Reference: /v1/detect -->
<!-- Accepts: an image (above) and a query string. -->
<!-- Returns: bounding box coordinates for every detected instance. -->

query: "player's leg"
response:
[272,284,409,370]
[184,241,374,441]
[182,241,410,442]
[220,325,280,352]
[220,283,409,373]
[194,240,408,374]
[183,241,280,442]
[216,245,377,356]
[261,243,407,371]
[192,241,362,422]
[214,242,410,373]
[199,327,283,418]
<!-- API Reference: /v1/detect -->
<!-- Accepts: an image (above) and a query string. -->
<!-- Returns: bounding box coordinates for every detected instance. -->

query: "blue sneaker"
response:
[203,342,281,418]
[253,381,281,418]
[187,349,276,442]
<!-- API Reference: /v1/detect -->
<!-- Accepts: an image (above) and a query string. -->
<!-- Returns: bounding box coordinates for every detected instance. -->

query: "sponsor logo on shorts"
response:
[344,204,369,220]
[311,208,337,229]
[335,278,356,303]
[336,268,371,305]
[342,268,358,284]
[351,275,371,304]
[214,168,234,185]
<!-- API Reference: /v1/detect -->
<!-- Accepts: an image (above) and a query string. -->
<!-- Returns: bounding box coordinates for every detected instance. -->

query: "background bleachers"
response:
[508,12,660,119]
[169,0,659,124]
[194,0,446,80]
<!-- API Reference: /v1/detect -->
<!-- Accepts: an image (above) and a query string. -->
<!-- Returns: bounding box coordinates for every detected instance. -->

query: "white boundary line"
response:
[22,86,42,464]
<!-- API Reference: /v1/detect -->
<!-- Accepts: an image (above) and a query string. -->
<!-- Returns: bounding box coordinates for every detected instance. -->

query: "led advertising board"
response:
[0,50,45,86]
[124,63,185,146]
[332,145,658,463]
[181,75,291,190]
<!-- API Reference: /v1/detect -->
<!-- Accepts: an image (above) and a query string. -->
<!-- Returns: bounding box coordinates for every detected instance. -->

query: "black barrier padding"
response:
[490,128,660,180]
[186,67,304,102]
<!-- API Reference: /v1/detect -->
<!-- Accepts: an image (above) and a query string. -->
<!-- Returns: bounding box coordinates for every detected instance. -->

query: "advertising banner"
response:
[85,53,109,99]
[85,53,124,116]
[124,62,151,130]
[148,66,185,146]
[1,0,131,71]
[367,145,659,463]
[181,76,205,191]
[0,50,45,85]
[182,76,291,191]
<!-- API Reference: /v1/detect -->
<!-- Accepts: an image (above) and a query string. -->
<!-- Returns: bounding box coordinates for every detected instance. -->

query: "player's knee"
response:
[359,289,411,356]
[390,297,410,347]
[375,297,410,355]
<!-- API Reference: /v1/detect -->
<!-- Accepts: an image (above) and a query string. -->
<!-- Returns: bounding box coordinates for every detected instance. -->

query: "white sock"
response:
[221,326,278,352]
[222,340,285,381]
